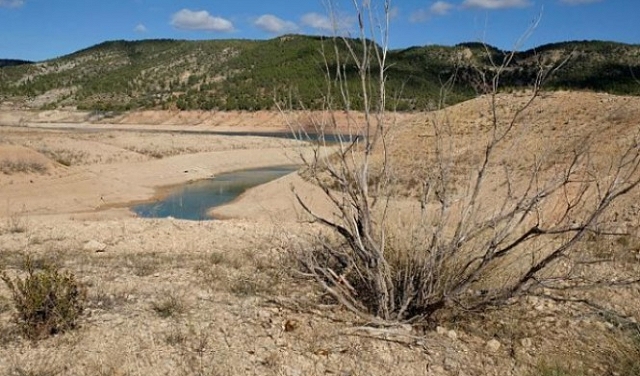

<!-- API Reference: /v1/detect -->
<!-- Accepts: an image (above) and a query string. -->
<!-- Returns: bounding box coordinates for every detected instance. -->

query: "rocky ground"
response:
[0,91,639,375]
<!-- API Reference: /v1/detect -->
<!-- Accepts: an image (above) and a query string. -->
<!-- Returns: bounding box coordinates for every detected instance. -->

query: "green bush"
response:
[1,258,87,340]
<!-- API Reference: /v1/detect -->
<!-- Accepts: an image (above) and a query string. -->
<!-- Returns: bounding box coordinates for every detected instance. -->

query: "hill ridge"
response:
[1,36,639,111]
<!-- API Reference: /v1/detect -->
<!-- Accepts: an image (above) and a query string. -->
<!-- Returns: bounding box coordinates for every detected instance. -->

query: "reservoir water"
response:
[132,165,298,220]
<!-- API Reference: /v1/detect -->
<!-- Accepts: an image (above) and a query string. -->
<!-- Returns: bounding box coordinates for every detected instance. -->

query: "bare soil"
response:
[1,91,639,375]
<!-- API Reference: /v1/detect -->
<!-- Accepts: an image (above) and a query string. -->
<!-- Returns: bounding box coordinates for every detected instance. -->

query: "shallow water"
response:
[35,125,354,143]
[132,165,298,220]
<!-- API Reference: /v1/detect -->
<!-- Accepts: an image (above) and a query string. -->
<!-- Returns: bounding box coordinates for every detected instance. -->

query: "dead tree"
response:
[287,0,640,324]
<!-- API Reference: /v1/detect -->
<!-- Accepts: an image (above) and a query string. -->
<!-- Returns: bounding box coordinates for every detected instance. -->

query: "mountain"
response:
[1,36,639,112]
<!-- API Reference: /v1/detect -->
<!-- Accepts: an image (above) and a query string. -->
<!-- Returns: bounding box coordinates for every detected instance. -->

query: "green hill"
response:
[1,36,638,111]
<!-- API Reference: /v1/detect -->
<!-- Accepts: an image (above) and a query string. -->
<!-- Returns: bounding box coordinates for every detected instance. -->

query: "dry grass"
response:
[531,327,640,376]
[194,248,290,298]
[1,214,29,235]
[37,147,88,167]
[0,201,636,376]
[0,159,47,175]
[86,289,129,311]
[151,291,186,318]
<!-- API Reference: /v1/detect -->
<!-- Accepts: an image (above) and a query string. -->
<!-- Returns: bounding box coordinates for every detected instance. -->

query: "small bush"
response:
[151,293,185,318]
[1,258,87,340]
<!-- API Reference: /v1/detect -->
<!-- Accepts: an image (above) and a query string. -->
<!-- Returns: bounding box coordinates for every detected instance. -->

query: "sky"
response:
[0,0,637,62]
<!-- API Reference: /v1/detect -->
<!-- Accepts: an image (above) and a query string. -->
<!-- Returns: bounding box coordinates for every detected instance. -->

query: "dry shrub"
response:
[151,292,186,318]
[1,257,87,340]
[37,147,87,166]
[290,0,640,325]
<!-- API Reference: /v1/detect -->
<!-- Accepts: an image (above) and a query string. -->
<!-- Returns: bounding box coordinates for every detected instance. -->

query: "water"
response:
[132,165,298,220]
[30,125,355,143]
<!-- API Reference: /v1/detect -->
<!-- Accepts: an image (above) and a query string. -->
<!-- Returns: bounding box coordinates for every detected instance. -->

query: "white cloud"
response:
[300,12,354,33]
[0,0,24,8]
[301,12,334,31]
[134,24,148,33]
[409,9,430,23]
[170,9,234,32]
[462,0,531,9]
[254,14,298,34]
[430,1,454,15]
[559,0,603,4]
[410,1,454,23]
[388,6,400,19]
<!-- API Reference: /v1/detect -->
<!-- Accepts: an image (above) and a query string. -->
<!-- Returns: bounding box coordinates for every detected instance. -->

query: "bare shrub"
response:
[288,1,640,324]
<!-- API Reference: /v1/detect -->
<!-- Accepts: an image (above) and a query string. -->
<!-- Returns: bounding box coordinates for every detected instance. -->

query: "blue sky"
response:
[0,0,637,61]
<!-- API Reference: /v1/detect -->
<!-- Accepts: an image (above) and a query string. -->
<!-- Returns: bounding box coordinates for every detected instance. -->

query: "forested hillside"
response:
[1,36,638,111]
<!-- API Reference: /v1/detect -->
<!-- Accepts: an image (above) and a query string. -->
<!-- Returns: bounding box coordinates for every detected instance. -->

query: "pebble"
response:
[429,365,445,374]
[196,292,210,300]
[444,357,459,371]
[486,339,501,352]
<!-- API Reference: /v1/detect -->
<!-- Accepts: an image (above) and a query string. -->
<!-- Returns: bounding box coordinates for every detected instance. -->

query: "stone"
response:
[429,365,445,374]
[283,319,299,332]
[196,292,210,300]
[443,357,459,371]
[283,366,302,376]
[520,338,533,348]
[486,339,501,352]
[83,240,107,252]
[447,329,458,340]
